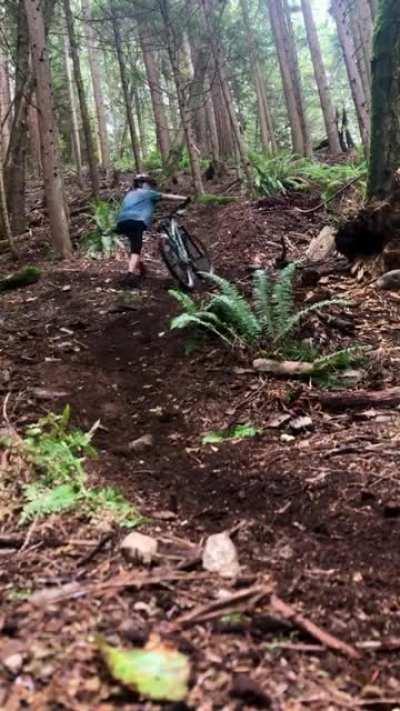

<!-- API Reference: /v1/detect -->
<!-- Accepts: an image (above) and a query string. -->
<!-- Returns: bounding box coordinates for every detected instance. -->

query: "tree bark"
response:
[27,96,42,176]
[300,0,342,153]
[240,0,276,153]
[0,129,16,254]
[159,0,204,193]
[63,0,99,195]
[110,4,141,172]
[24,0,72,257]
[367,0,400,201]
[139,28,170,164]
[282,0,311,156]
[331,0,370,150]
[63,32,82,176]
[267,0,306,155]
[81,0,110,171]
[0,52,11,158]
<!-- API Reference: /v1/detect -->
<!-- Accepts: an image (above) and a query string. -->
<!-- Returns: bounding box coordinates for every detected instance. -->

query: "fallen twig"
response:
[77,532,114,567]
[175,582,272,627]
[270,594,361,660]
[294,175,363,214]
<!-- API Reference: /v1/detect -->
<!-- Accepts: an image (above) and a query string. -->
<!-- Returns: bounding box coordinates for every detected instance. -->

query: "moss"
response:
[0,266,41,292]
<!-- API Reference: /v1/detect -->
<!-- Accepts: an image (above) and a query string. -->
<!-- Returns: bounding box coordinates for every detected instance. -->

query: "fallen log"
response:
[318,387,400,412]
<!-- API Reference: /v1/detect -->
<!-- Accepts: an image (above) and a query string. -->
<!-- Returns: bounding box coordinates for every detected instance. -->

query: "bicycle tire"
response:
[159,236,197,290]
[180,229,214,277]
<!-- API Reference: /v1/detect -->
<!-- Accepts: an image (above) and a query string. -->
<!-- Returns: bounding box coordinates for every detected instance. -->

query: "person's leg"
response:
[128,253,141,274]
[127,223,145,275]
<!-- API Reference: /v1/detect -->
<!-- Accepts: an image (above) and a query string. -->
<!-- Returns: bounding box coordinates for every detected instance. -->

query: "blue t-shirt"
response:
[117,188,162,227]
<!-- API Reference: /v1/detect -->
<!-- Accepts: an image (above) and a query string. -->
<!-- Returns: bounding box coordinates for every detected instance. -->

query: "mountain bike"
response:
[158,202,213,290]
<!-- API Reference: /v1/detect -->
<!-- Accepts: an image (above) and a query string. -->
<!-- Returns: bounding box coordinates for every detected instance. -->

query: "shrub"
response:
[81,199,120,258]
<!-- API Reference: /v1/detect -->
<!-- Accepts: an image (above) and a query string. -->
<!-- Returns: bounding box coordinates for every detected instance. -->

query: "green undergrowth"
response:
[1,406,141,527]
[81,199,120,258]
[202,423,260,445]
[169,265,363,380]
[0,266,41,293]
[251,151,367,205]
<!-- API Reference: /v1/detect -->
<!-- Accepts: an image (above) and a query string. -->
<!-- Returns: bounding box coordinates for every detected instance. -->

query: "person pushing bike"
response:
[115,173,189,287]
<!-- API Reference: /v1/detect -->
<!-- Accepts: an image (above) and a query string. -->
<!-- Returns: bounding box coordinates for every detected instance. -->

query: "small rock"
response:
[2,653,23,675]
[151,510,177,521]
[376,270,400,290]
[128,434,154,453]
[202,532,240,579]
[266,414,291,429]
[121,531,158,565]
[280,433,295,443]
[289,415,313,432]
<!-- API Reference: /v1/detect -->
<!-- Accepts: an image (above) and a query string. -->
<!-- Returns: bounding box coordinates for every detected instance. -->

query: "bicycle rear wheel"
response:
[181,229,213,277]
[159,237,197,290]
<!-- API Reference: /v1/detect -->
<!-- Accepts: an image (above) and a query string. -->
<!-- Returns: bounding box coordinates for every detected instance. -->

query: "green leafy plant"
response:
[13,406,141,526]
[170,265,348,356]
[202,423,260,445]
[81,199,120,258]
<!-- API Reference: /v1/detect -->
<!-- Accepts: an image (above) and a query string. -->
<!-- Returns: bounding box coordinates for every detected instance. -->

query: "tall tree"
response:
[24,0,72,257]
[0,52,11,157]
[110,3,141,171]
[331,0,370,150]
[367,0,400,200]
[239,0,276,153]
[138,25,171,164]
[300,0,341,153]
[63,0,99,194]
[63,32,83,177]
[81,0,111,171]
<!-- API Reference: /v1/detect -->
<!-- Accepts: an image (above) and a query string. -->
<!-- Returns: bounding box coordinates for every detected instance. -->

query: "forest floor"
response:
[2,175,400,709]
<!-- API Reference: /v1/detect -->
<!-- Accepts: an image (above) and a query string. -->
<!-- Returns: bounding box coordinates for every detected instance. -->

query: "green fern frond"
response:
[168,289,198,314]
[278,299,350,342]
[170,312,233,345]
[21,483,83,523]
[313,347,363,372]
[271,263,297,339]
[207,294,260,343]
[253,269,274,339]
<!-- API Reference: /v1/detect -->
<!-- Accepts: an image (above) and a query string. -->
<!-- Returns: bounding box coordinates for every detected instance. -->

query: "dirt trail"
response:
[2,197,400,707]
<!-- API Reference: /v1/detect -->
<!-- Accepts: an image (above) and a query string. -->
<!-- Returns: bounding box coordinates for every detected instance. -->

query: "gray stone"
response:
[128,434,154,453]
[121,531,158,565]
[376,270,400,290]
[305,226,336,263]
[289,415,313,432]
[202,532,240,579]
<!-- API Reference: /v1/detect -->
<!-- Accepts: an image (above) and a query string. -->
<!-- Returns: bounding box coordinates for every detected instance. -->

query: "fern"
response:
[206,273,261,343]
[271,263,297,340]
[21,483,83,523]
[82,200,120,258]
[253,269,274,339]
[169,289,198,315]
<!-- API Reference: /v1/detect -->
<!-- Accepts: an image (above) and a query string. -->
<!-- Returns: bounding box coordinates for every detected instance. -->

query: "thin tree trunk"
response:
[159,0,204,193]
[331,0,370,150]
[0,52,11,157]
[367,0,400,201]
[134,85,147,160]
[63,32,82,175]
[267,0,306,155]
[110,4,141,171]
[81,0,110,171]
[24,0,72,257]
[139,28,170,164]
[204,78,220,163]
[63,0,99,194]
[27,96,42,176]
[0,130,16,254]
[240,0,276,153]
[282,0,311,156]
[300,0,342,153]
[348,1,371,103]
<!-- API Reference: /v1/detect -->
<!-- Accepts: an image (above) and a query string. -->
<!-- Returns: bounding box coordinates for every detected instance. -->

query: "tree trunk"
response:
[267,0,307,155]
[240,0,276,153]
[159,0,204,193]
[81,0,110,171]
[139,28,170,164]
[63,32,82,176]
[204,79,220,163]
[27,96,42,176]
[63,0,99,194]
[134,85,147,160]
[367,0,400,201]
[0,128,16,254]
[0,52,11,157]
[110,4,141,171]
[348,0,371,103]
[210,74,235,159]
[331,0,370,150]
[300,0,342,153]
[24,0,72,257]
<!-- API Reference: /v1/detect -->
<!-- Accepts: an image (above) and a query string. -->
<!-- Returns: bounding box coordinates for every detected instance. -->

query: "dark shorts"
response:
[116,220,146,255]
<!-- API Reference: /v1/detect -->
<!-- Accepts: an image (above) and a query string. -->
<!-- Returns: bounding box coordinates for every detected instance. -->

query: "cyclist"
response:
[115,173,188,287]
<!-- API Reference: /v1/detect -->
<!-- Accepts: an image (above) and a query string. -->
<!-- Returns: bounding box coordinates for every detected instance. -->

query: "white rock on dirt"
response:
[2,653,23,675]
[305,226,336,263]
[202,532,240,579]
[128,434,154,453]
[121,531,158,565]
[289,415,313,432]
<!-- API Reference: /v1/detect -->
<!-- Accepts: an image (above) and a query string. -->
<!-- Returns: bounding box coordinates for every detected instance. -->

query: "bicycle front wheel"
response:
[159,238,197,290]
[181,229,213,277]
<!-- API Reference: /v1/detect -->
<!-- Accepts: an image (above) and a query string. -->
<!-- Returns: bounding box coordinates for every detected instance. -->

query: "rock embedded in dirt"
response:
[305,226,336,263]
[202,531,240,579]
[121,531,158,565]
[2,653,23,675]
[128,434,154,453]
[289,415,313,432]
[376,270,400,290]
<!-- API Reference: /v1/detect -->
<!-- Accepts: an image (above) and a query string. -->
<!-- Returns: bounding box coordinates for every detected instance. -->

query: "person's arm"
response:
[159,192,189,201]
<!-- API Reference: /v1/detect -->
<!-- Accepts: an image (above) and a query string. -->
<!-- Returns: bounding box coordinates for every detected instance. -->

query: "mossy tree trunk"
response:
[367,0,400,201]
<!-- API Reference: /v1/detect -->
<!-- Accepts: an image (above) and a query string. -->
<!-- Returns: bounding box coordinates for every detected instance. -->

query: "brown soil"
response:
[2,183,400,709]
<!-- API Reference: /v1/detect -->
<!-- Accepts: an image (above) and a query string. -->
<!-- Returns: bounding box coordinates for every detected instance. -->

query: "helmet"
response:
[133,173,157,189]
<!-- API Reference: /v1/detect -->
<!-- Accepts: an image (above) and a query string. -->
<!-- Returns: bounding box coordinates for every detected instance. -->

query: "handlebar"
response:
[164,197,191,221]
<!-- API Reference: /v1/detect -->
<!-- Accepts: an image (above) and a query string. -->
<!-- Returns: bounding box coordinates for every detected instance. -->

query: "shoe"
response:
[120,273,141,289]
